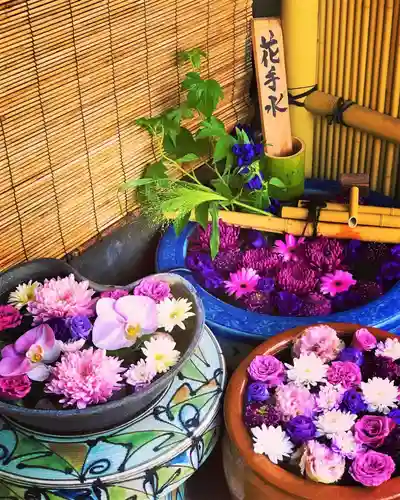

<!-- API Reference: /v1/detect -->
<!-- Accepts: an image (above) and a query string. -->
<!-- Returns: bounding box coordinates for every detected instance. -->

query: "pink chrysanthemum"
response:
[45,348,125,409]
[275,383,316,421]
[320,270,356,297]
[28,274,96,323]
[304,237,344,273]
[276,263,318,294]
[242,248,282,274]
[224,268,259,299]
[190,221,240,251]
[274,234,304,262]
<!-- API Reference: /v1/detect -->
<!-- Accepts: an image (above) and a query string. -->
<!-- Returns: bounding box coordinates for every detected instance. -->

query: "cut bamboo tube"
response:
[298,200,400,217]
[281,0,319,177]
[348,186,359,227]
[282,206,400,229]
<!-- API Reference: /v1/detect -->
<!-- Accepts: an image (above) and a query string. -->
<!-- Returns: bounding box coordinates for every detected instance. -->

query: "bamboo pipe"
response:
[304,90,400,144]
[282,206,400,229]
[348,186,359,228]
[281,0,319,178]
[298,200,400,217]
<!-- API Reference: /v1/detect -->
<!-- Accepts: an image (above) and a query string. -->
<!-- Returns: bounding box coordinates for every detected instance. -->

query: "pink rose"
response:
[352,328,377,351]
[350,450,395,486]
[247,355,285,387]
[293,325,343,362]
[0,305,22,332]
[326,361,361,389]
[0,374,31,400]
[354,415,395,448]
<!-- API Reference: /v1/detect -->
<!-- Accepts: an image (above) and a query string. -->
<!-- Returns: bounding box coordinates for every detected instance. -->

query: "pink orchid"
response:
[274,234,304,262]
[0,324,61,381]
[92,295,158,350]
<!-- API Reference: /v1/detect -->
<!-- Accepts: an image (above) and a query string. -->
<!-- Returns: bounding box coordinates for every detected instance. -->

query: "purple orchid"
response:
[0,324,61,381]
[92,295,158,350]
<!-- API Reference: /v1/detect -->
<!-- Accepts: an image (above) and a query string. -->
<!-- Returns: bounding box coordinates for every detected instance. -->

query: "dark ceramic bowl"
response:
[0,259,205,434]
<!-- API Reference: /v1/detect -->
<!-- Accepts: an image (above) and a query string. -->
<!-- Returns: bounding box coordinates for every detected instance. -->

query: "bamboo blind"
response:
[0,0,253,270]
[313,0,400,197]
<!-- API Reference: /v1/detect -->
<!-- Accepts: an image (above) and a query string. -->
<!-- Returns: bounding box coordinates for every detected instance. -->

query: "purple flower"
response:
[100,289,129,300]
[233,143,262,167]
[391,244,400,260]
[304,237,344,273]
[0,374,31,400]
[265,198,280,216]
[285,415,316,444]
[69,315,92,340]
[244,401,280,428]
[337,347,364,366]
[246,172,264,191]
[234,123,256,142]
[388,409,400,424]
[276,263,318,294]
[186,252,213,273]
[247,382,269,402]
[274,291,302,316]
[213,249,243,273]
[326,361,362,389]
[247,355,285,387]
[0,305,22,332]
[350,450,395,487]
[46,318,71,342]
[134,277,171,303]
[242,248,282,274]
[257,277,275,293]
[241,292,273,313]
[354,415,395,448]
[299,293,332,317]
[247,230,266,249]
[190,221,240,252]
[201,269,224,290]
[340,389,367,414]
[380,260,400,281]
[352,328,377,351]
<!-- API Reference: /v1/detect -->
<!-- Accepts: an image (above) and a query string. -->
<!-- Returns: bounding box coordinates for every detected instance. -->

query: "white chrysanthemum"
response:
[375,338,400,361]
[157,297,195,332]
[316,383,345,411]
[8,280,40,309]
[361,377,399,413]
[286,353,327,388]
[125,358,156,387]
[331,431,362,459]
[316,410,357,438]
[141,336,180,373]
[251,425,294,464]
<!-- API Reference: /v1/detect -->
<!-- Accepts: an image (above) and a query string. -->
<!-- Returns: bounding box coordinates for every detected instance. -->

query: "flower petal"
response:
[92,320,132,350]
[0,355,31,376]
[35,324,56,351]
[115,295,158,333]
[96,297,117,318]
[28,363,51,381]
[14,326,42,354]
[1,344,19,359]
[42,340,61,363]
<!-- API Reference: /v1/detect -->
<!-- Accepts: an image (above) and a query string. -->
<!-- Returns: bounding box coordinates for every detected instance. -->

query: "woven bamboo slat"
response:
[315,0,400,195]
[0,0,253,270]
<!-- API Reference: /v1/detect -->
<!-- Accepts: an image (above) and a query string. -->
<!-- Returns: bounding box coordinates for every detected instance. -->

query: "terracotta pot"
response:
[224,323,400,500]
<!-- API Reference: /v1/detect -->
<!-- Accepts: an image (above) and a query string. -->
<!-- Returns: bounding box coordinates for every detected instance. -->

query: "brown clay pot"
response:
[224,323,400,500]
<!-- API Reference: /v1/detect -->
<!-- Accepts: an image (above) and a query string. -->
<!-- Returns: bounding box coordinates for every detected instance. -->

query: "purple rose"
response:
[247,355,285,387]
[354,415,395,448]
[337,347,364,366]
[326,361,361,389]
[0,374,31,400]
[247,382,269,402]
[388,409,400,425]
[0,305,22,332]
[244,401,280,428]
[340,389,367,414]
[352,328,377,351]
[286,415,316,444]
[350,450,395,487]
[134,278,171,303]
[100,289,129,300]
[69,315,92,340]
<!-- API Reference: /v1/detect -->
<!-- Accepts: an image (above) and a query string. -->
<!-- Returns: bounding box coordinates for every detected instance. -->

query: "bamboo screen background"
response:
[0,0,253,270]
[313,0,400,197]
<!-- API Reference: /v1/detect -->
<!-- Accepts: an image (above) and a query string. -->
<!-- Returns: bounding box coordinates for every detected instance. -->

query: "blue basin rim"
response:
[156,179,400,340]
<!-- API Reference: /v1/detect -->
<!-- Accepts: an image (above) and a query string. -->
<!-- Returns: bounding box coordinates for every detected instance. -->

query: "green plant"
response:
[122,48,286,258]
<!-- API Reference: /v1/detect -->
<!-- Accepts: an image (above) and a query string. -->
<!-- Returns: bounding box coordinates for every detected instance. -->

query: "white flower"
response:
[125,359,156,388]
[316,383,345,411]
[141,336,180,373]
[157,297,195,332]
[251,425,294,464]
[361,377,399,413]
[8,280,40,309]
[316,410,357,437]
[331,431,363,459]
[286,353,327,388]
[57,339,86,353]
[375,338,400,360]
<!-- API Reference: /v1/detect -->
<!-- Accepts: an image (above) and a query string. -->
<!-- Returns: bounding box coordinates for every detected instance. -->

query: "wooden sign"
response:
[252,18,293,157]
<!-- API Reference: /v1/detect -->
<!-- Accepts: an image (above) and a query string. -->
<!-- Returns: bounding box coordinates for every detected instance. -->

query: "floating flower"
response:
[300,440,345,484]
[125,358,156,390]
[304,237,344,273]
[331,431,363,459]
[186,252,213,273]
[141,335,180,373]
[100,289,129,300]
[246,172,264,190]
[286,353,327,388]
[276,263,318,294]
[316,409,357,438]
[257,277,275,293]
[201,269,225,291]
[274,234,304,262]
[28,274,96,323]
[293,324,344,362]
[340,389,367,414]
[45,348,124,409]
[0,324,60,381]
[299,293,332,317]
[224,268,259,299]
[0,374,31,400]
[93,295,158,350]
[46,318,71,342]
[157,297,195,332]
[0,305,22,332]
[326,361,362,389]
[8,281,40,309]
[320,270,356,297]
[244,402,281,428]
[57,338,86,353]
[361,377,399,413]
[274,291,303,316]
[242,248,282,274]
[354,415,395,448]
[275,383,316,421]
[213,249,243,273]
[190,221,240,251]
[286,415,316,445]
[247,230,266,249]
[233,143,263,167]
[69,315,92,340]
[316,383,345,411]
[337,347,364,366]
[247,382,269,402]
[134,277,171,303]
[375,338,400,360]
[247,355,285,387]
[251,424,294,464]
[352,327,377,351]
[350,450,395,487]
[242,292,273,314]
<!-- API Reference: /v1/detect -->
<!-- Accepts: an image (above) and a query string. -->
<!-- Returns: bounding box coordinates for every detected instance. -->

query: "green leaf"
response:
[211,179,232,198]
[195,202,209,230]
[235,126,251,144]
[135,116,162,134]
[120,178,156,191]
[182,71,203,90]
[214,135,237,162]
[196,116,226,139]
[144,161,167,179]
[178,48,207,70]
[177,153,199,163]
[183,75,224,118]
[269,177,287,189]
[160,185,226,214]
[209,202,220,259]
[173,211,191,235]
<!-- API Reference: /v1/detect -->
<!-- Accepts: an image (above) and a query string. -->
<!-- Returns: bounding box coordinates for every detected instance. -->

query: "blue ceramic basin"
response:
[156,180,400,366]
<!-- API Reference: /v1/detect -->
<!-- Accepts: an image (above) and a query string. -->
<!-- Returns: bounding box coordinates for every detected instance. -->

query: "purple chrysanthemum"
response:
[304,237,344,273]
[213,248,243,273]
[190,221,240,251]
[241,291,273,313]
[244,401,281,428]
[242,248,282,274]
[274,291,303,316]
[299,293,332,317]
[276,263,318,295]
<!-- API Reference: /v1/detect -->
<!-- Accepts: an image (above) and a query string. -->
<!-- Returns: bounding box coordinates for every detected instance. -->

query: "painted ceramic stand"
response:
[0,325,225,500]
